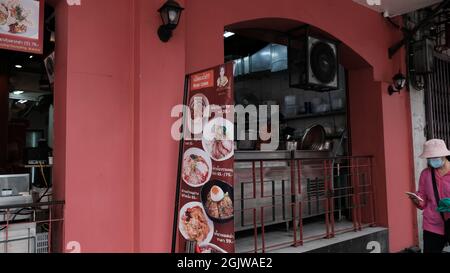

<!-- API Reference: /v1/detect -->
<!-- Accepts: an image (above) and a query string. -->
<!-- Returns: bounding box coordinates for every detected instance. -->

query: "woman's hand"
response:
[409,195,421,206]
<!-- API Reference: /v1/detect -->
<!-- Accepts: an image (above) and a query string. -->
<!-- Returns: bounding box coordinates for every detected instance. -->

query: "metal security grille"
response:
[425,54,450,145]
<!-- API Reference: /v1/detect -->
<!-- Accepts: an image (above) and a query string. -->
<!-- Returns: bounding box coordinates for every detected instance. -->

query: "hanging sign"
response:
[0,0,45,54]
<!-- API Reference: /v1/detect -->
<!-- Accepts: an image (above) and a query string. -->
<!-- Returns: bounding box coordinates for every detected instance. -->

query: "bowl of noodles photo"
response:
[181,147,212,188]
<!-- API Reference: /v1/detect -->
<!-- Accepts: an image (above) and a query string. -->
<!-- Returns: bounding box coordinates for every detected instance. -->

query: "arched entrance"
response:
[222,17,390,252]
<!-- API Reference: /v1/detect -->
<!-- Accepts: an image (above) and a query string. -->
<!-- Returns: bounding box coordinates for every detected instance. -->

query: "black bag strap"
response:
[430,168,446,221]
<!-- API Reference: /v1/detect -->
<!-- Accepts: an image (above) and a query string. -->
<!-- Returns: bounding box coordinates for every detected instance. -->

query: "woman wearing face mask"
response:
[410,139,450,253]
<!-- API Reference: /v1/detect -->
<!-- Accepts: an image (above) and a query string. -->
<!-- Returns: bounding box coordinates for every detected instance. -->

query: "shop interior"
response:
[0,3,56,253]
[225,23,371,252]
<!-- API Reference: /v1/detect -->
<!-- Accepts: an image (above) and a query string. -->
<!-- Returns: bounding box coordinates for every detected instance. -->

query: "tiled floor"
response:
[236,220,381,253]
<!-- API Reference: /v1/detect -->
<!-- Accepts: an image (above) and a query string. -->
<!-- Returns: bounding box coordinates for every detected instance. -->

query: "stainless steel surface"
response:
[271,44,288,72]
[235,150,291,161]
[0,174,32,222]
[251,44,272,73]
[0,174,30,195]
[0,194,33,222]
[300,124,326,150]
[286,141,298,151]
[235,150,331,161]
[234,150,332,232]
[237,140,256,150]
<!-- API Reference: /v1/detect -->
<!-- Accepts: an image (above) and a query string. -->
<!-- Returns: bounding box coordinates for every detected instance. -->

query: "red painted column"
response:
[134,0,186,252]
[349,67,416,252]
[54,0,135,252]
[52,0,187,252]
[380,81,416,252]
[51,0,68,253]
[348,68,389,227]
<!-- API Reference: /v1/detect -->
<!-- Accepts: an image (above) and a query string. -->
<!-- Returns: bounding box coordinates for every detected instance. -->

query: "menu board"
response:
[0,0,44,54]
[176,63,235,253]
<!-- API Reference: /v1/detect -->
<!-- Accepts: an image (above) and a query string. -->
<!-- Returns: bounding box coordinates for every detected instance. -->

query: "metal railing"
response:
[0,200,64,253]
[234,155,375,253]
[425,54,450,143]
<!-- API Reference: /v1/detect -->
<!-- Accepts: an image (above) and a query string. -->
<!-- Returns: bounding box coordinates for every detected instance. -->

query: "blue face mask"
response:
[428,158,445,169]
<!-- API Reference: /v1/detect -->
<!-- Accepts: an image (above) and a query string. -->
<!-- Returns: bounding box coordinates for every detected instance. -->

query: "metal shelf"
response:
[284,110,346,121]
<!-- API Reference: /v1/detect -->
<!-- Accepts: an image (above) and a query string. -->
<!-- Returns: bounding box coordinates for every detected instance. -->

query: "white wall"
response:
[409,83,427,250]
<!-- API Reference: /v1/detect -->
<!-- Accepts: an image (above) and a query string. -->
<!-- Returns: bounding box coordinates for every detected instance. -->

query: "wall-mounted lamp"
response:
[388,72,407,95]
[157,0,184,43]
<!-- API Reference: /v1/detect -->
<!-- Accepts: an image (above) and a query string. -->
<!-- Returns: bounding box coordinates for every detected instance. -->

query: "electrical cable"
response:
[1,164,51,229]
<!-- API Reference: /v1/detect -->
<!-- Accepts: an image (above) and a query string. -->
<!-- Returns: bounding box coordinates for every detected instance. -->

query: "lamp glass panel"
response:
[168,9,178,22]
[160,7,170,25]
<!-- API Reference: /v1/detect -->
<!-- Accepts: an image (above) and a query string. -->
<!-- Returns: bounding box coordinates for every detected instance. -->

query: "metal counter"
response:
[234,150,332,232]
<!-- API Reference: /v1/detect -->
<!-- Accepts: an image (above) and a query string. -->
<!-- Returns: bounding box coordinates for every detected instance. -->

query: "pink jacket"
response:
[416,168,450,235]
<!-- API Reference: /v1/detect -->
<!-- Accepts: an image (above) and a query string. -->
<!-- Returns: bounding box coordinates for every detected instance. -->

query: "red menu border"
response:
[173,63,235,253]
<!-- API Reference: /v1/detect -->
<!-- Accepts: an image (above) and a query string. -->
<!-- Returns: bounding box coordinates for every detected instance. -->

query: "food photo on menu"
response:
[202,180,234,222]
[179,202,214,244]
[202,117,234,162]
[175,63,236,255]
[188,94,209,135]
[0,0,39,38]
[181,147,212,187]
[178,200,230,254]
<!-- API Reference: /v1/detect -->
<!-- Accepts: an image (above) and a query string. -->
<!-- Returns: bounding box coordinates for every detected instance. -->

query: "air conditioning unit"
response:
[288,27,339,91]
[412,39,434,75]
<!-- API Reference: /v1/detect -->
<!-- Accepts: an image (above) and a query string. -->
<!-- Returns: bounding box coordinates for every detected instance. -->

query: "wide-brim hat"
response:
[419,139,450,159]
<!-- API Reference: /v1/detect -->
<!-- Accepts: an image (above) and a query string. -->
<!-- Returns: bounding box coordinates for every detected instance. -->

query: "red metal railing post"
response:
[355,158,362,231]
[260,160,264,198]
[298,201,303,246]
[49,205,53,253]
[324,160,330,239]
[260,207,265,253]
[290,157,298,245]
[252,161,256,199]
[296,159,303,246]
[369,157,376,226]
[297,160,302,195]
[5,208,9,253]
[350,158,358,231]
[329,160,335,238]
[253,208,258,253]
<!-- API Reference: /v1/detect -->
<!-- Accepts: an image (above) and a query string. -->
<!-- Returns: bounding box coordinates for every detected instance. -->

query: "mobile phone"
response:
[405,192,424,202]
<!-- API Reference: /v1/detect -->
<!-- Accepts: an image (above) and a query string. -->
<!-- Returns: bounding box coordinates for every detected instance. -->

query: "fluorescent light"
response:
[18,100,28,104]
[15,65,22,69]
[13,90,24,95]
[29,55,33,59]
[224,31,235,38]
